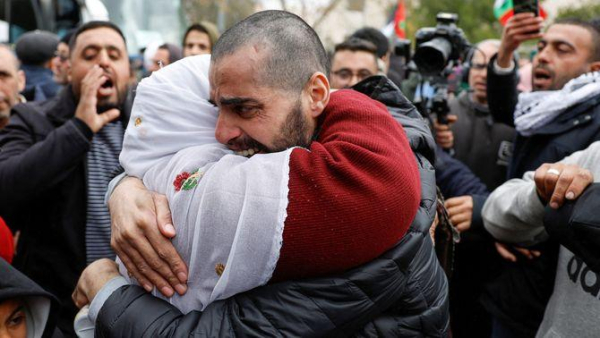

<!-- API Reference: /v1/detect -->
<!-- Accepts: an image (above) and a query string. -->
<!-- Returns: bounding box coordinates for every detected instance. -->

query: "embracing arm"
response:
[483,146,596,246]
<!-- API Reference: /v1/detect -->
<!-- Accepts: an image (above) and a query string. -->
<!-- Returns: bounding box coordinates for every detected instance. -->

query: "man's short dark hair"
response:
[553,18,600,62]
[334,37,378,56]
[68,21,126,53]
[350,27,389,58]
[211,10,330,93]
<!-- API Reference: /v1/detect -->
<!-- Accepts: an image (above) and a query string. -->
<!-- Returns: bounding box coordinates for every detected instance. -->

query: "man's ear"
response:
[305,72,330,118]
[17,70,26,92]
[591,61,600,73]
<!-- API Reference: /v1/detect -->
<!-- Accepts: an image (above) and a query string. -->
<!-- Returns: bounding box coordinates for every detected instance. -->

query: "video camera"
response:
[413,13,470,76]
[411,13,470,125]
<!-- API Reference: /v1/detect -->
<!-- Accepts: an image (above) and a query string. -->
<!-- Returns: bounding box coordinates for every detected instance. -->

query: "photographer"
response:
[484,14,600,337]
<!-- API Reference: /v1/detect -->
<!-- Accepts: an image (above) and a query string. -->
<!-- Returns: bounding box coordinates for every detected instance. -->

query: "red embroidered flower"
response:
[173,172,191,191]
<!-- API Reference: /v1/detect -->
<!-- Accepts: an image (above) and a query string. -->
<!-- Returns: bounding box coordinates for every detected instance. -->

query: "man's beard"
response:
[269,98,312,152]
[0,108,9,120]
[97,85,127,114]
[231,98,313,154]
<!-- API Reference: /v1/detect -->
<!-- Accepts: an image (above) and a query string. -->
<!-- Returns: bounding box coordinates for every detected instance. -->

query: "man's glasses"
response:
[54,52,69,62]
[332,69,374,82]
[470,63,487,71]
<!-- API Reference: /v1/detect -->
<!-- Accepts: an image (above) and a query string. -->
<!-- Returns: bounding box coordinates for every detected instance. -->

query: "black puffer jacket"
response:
[96,76,449,337]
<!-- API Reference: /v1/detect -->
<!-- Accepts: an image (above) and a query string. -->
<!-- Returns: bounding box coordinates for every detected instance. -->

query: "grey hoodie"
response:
[483,141,600,337]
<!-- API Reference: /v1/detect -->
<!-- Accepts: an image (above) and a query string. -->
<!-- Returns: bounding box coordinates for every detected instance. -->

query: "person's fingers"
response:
[435,123,450,131]
[455,221,471,233]
[152,193,188,286]
[72,287,89,309]
[544,166,564,207]
[96,108,120,129]
[450,211,470,226]
[153,193,176,239]
[507,13,541,29]
[564,168,594,202]
[495,242,517,262]
[82,66,104,95]
[446,114,458,124]
[445,196,465,208]
[119,238,175,297]
[114,248,153,292]
[447,204,469,218]
[13,230,20,254]
[549,166,576,209]
[514,247,535,260]
[513,32,544,43]
[123,209,186,295]
[534,163,551,200]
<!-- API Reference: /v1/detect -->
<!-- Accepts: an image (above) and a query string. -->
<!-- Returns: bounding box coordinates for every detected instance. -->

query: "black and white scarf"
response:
[514,71,600,136]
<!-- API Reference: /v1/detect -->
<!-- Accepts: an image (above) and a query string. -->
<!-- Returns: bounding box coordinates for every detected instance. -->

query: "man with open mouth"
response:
[0,21,133,336]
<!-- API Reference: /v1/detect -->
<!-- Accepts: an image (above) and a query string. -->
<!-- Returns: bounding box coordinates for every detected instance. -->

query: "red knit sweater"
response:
[271,89,421,281]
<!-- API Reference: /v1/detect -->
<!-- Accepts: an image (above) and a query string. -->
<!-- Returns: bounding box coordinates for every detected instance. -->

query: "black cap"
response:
[15,30,60,65]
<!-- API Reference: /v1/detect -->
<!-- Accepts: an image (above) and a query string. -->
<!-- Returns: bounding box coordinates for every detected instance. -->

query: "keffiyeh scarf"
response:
[514,71,600,136]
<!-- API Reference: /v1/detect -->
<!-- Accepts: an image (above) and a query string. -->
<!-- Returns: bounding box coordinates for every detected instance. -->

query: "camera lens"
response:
[414,37,452,75]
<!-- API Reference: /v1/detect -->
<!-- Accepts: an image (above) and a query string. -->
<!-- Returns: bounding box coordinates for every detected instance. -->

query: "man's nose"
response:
[215,112,242,146]
[536,49,550,65]
[97,49,110,67]
[348,74,361,87]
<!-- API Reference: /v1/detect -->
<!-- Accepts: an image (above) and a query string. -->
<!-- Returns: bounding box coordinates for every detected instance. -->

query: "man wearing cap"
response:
[15,30,61,101]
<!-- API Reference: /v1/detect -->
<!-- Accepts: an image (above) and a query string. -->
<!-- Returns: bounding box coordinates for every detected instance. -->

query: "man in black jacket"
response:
[0,21,132,335]
[483,15,600,337]
[73,11,449,337]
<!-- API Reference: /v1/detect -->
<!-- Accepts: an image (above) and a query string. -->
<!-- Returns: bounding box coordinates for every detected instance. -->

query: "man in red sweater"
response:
[74,13,434,333]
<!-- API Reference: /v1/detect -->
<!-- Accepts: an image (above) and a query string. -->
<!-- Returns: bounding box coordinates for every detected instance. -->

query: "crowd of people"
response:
[0,8,599,338]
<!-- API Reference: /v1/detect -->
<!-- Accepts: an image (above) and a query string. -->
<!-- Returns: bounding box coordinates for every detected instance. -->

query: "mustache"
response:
[534,64,554,76]
[230,135,268,152]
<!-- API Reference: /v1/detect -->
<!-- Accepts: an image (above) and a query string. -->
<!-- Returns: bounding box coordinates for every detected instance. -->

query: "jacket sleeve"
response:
[482,171,548,246]
[544,183,600,273]
[486,54,519,127]
[0,109,93,209]
[271,90,421,280]
[435,146,489,198]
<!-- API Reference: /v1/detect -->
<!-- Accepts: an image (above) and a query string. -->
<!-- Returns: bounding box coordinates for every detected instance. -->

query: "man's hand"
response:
[533,163,593,209]
[495,242,540,263]
[434,114,457,149]
[109,177,188,297]
[430,211,439,245]
[74,65,120,133]
[497,13,544,68]
[72,259,120,308]
[445,196,473,232]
